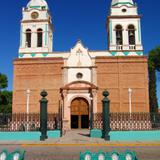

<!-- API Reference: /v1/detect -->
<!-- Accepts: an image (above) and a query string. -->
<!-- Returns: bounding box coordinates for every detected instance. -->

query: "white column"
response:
[123,28,128,50]
[32,30,37,48]
[26,89,30,131]
[128,88,132,114]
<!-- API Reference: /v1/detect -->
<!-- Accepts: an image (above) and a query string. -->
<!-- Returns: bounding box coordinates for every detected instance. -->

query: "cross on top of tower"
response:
[27,0,48,10]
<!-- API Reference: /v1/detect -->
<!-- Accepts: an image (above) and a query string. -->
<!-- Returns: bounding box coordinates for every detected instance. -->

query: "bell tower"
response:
[19,0,53,56]
[108,0,143,55]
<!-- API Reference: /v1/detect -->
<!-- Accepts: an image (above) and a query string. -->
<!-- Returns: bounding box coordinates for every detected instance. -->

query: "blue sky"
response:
[0,0,160,105]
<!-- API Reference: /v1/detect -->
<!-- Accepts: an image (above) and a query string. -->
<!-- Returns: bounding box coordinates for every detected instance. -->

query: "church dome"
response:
[27,0,48,9]
[111,0,134,6]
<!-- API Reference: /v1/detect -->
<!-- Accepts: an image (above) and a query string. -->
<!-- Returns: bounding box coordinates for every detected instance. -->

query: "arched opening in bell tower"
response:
[37,28,43,47]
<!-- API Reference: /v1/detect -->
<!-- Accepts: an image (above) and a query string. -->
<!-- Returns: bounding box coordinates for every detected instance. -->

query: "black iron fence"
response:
[1,112,160,132]
[93,113,160,131]
[0,113,60,132]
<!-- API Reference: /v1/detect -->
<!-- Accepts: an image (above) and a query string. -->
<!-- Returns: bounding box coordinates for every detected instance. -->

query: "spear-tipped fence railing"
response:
[93,113,160,131]
[0,113,59,132]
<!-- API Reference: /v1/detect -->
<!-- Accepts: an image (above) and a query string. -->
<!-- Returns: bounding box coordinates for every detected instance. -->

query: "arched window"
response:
[26,29,31,48]
[37,29,43,47]
[128,25,135,45]
[115,25,123,45]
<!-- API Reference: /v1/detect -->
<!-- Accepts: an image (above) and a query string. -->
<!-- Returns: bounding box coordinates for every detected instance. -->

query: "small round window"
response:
[76,73,83,79]
[122,8,127,13]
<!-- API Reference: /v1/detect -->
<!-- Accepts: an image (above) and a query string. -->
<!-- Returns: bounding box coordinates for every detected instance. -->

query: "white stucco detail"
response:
[67,68,91,83]
[65,41,92,84]
[19,0,53,54]
[67,93,91,107]
[111,0,137,16]
[62,93,91,128]
[18,50,142,58]
[67,41,92,67]
[110,19,143,51]
[111,6,138,16]
[109,0,143,52]
[27,0,48,9]
[112,0,133,6]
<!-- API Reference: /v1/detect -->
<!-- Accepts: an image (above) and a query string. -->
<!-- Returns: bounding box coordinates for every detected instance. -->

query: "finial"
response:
[103,89,109,97]
[77,39,81,43]
[40,90,48,98]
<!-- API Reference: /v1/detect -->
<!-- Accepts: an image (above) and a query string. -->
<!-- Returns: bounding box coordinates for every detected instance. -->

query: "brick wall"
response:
[13,58,64,113]
[13,56,149,114]
[96,56,149,113]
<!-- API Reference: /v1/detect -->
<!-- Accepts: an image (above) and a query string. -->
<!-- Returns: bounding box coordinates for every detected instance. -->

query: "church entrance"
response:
[71,98,89,129]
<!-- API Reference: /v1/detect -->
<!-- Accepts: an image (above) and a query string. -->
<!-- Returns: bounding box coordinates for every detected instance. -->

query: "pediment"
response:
[61,81,98,90]
[67,40,92,67]
[71,40,88,53]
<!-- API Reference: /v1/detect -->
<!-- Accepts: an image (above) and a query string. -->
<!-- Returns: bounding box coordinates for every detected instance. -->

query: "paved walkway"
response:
[0,130,160,160]
[0,130,160,146]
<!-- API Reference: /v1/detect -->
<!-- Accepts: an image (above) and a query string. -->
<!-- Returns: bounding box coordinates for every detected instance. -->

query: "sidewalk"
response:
[0,130,160,146]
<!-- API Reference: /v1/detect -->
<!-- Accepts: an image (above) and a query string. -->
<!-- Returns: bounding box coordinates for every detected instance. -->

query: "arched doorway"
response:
[71,97,89,129]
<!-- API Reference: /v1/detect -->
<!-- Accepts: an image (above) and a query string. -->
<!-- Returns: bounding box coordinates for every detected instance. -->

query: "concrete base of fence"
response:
[90,129,103,138]
[90,129,160,141]
[0,130,61,141]
[48,130,61,138]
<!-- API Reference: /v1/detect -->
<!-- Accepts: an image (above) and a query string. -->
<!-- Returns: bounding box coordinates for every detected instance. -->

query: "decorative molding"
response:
[136,51,143,56]
[31,53,36,57]
[112,2,134,7]
[108,15,141,19]
[111,52,117,56]
[18,51,143,58]
[42,53,48,57]
[124,52,129,56]
[61,81,98,91]
[19,54,24,58]
[21,19,50,23]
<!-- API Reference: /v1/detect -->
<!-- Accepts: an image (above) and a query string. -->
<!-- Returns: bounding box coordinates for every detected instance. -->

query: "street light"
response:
[26,89,30,131]
[90,93,93,130]
[128,88,132,115]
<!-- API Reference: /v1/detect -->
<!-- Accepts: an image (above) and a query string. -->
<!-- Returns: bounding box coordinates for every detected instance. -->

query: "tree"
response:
[0,73,8,91]
[0,91,12,113]
[0,73,8,109]
[148,47,160,112]
[0,73,12,113]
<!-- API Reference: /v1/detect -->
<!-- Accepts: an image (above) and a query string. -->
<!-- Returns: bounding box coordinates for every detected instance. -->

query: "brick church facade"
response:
[13,0,149,130]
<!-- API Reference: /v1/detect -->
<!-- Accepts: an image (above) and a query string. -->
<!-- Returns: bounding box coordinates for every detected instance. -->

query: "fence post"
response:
[102,89,111,140]
[40,90,48,141]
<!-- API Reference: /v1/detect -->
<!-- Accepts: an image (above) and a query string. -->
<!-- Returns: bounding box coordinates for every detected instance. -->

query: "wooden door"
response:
[71,98,89,129]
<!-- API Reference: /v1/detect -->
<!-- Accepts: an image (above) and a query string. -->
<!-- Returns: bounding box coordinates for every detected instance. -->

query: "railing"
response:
[93,113,160,131]
[93,113,103,129]
[0,113,60,132]
[116,45,123,50]
[129,45,136,50]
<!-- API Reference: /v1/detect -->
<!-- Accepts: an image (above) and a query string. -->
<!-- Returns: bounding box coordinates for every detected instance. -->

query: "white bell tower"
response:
[108,0,143,55]
[19,0,53,55]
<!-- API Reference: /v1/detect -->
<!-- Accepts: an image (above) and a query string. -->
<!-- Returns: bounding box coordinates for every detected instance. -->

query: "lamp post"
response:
[26,89,30,131]
[90,95,93,130]
[102,89,110,140]
[40,90,48,141]
[128,88,132,115]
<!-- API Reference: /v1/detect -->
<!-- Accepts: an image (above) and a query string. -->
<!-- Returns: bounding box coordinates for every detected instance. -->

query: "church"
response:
[13,0,149,130]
